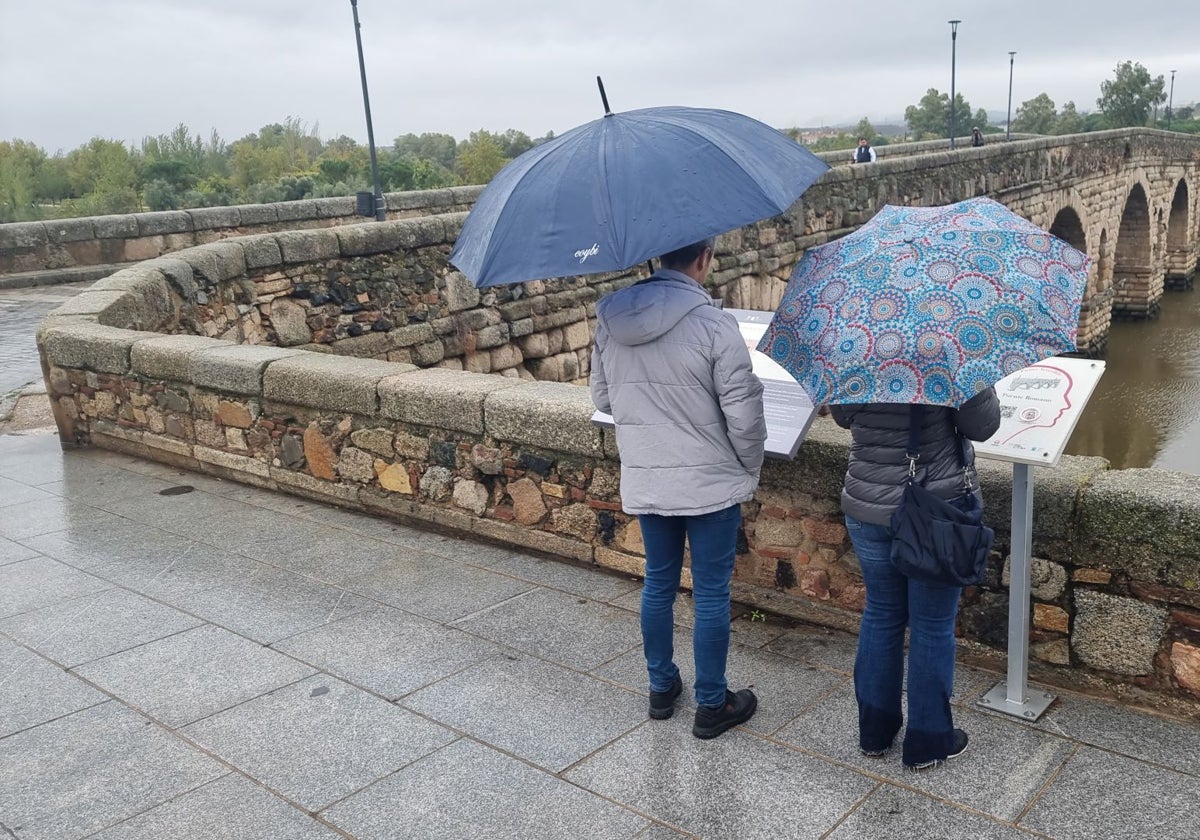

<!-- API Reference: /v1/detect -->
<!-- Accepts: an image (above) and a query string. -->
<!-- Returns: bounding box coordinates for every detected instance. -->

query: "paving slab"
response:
[1019,745,1200,840]
[0,587,203,667]
[89,543,259,601]
[403,653,646,772]
[0,702,224,840]
[0,495,115,541]
[74,623,316,727]
[273,606,501,700]
[473,545,641,601]
[765,625,861,673]
[609,587,791,649]
[0,639,107,738]
[453,587,641,670]
[232,522,399,585]
[174,560,372,643]
[323,738,649,839]
[775,685,1075,821]
[182,674,455,811]
[0,555,111,619]
[827,784,1037,839]
[89,773,342,840]
[20,516,203,570]
[565,716,877,840]
[343,550,534,622]
[0,534,39,566]
[0,474,56,507]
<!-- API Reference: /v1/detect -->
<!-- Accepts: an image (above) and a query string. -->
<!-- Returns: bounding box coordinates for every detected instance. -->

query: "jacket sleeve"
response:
[712,317,767,471]
[829,405,860,429]
[589,322,611,414]
[954,386,1001,441]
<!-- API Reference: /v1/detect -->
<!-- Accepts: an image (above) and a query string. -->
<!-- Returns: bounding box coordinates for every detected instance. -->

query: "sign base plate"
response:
[977,681,1055,721]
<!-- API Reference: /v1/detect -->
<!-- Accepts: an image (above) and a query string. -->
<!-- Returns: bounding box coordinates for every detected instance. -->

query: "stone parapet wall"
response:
[34,316,1200,716]
[0,186,484,276]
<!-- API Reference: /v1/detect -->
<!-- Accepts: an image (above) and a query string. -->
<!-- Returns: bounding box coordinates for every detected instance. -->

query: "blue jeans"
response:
[847,514,963,766]
[638,505,741,709]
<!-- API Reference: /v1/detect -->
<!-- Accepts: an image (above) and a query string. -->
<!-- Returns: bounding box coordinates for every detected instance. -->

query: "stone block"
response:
[263,353,409,414]
[453,478,489,515]
[391,323,435,347]
[276,229,339,263]
[238,203,278,225]
[379,369,520,434]
[472,519,594,564]
[43,217,95,244]
[187,206,241,230]
[755,517,805,548]
[270,466,361,504]
[1078,468,1200,586]
[134,210,192,236]
[268,297,311,346]
[179,241,246,285]
[1072,589,1168,676]
[316,195,355,218]
[374,459,412,494]
[397,216,446,248]
[443,271,480,312]
[241,234,283,270]
[337,446,376,483]
[131,334,229,381]
[483,381,603,457]
[91,214,139,240]
[274,199,319,222]
[350,427,394,458]
[419,466,454,501]
[336,222,404,256]
[552,503,598,542]
[1003,556,1068,601]
[38,323,144,374]
[1170,642,1200,699]
[144,257,198,302]
[190,345,306,395]
[193,446,270,478]
[507,477,547,525]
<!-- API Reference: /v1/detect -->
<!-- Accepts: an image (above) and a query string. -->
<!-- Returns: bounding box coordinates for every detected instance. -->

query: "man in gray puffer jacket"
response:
[830,389,1000,771]
[591,237,766,739]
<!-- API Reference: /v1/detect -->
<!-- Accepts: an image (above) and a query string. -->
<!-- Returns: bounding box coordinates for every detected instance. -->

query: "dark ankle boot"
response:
[692,688,757,739]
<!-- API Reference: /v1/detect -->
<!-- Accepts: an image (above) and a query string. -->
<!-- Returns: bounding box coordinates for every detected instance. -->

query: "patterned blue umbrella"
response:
[758,197,1091,407]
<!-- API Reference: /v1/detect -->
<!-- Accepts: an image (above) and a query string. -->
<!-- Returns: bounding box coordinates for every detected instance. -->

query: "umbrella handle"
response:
[597,76,612,115]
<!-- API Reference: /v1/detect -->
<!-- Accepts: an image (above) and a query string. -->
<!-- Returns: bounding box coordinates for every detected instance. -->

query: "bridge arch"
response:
[1111,181,1158,317]
[1165,179,1194,289]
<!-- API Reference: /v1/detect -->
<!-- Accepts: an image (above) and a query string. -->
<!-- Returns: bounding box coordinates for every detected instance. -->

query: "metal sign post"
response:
[973,358,1105,721]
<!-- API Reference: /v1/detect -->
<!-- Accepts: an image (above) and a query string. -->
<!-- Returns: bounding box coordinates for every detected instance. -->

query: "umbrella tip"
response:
[596,76,612,115]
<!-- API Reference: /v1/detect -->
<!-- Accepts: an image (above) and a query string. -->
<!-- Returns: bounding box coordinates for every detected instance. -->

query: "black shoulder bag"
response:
[889,405,993,586]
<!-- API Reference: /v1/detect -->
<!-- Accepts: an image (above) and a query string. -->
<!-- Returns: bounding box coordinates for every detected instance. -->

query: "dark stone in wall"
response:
[432,440,457,468]
[519,452,555,476]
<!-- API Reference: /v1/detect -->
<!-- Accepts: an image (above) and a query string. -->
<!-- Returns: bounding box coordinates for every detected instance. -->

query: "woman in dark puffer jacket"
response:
[830,387,1000,770]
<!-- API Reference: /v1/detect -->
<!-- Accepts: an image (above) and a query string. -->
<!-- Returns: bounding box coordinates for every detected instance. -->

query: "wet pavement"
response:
[0,282,90,399]
[1,431,1199,839]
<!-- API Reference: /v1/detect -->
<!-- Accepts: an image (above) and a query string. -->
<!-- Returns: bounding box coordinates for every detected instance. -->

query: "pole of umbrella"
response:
[1006,52,1016,141]
[350,0,386,221]
[949,20,961,149]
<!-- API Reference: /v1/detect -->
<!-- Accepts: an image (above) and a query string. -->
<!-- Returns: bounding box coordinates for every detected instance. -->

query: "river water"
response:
[1065,285,1200,474]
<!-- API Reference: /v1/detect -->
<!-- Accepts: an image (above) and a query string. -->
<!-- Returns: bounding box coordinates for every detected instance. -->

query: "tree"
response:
[853,117,887,146]
[1097,61,1166,127]
[456,130,507,184]
[1012,93,1058,134]
[904,88,973,139]
[1055,102,1085,135]
[0,140,43,222]
[393,133,458,170]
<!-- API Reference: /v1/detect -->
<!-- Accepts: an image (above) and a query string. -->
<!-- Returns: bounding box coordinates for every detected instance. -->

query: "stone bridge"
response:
[3,129,1198,356]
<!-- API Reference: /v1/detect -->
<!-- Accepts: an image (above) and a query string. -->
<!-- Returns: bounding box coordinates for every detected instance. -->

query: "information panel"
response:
[973,357,1106,467]
[590,308,816,460]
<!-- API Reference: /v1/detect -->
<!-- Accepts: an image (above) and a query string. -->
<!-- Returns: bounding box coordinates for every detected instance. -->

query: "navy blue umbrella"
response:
[450,87,829,288]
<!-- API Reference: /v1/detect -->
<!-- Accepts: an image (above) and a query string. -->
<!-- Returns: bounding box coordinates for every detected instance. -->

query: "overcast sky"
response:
[1,0,1196,153]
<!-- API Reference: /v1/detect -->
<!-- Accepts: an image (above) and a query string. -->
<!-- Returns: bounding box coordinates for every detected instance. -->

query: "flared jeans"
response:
[846,514,963,766]
[637,505,741,709]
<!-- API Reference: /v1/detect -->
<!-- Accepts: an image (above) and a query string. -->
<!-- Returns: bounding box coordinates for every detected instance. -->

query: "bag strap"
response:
[908,404,978,492]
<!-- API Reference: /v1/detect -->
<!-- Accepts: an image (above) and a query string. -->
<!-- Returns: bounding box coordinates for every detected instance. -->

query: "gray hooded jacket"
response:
[830,388,1001,526]
[591,271,767,516]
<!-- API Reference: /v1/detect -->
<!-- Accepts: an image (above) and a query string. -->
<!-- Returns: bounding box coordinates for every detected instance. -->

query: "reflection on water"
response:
[1065,286,1200,473]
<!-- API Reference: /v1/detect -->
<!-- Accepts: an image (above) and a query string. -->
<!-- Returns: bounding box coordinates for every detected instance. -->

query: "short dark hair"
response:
[659,237,715,270]
[858,137,868,142]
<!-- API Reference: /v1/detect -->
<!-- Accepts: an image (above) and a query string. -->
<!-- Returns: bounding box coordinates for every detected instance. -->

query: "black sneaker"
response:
[692,688,757,739]
[905,728,969,771]
[648,674,683,720]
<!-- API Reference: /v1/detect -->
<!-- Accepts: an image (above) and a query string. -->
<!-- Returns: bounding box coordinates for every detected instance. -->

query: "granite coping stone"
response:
[91,214,139,240]
[275,228,339,263]
[263,352,414,414]
[178,240,247,285]
[134,209,193,236]
[483,380,604,456]
[335,221,405,256]
[187,205,241,230]
[131,334,232,382]
[38,322,149,374]
[379,368,523,434]
[238,203,280,225]
[44,216,97,244]
[190,343,307,395]
[240,232,284,270]
[0,220,48,250]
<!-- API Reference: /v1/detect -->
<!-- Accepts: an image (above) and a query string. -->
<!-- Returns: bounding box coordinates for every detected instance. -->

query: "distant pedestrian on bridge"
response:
[851,137,876,164]
[971,127,985,147]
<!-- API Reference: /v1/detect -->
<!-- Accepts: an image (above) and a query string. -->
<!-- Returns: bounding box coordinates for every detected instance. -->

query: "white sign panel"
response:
[974,357,1106,467]
[591,308,817,460]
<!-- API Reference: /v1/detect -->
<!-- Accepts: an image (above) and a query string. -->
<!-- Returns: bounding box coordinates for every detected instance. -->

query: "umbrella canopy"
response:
[757,197,1091,407]
[449,106,829,287]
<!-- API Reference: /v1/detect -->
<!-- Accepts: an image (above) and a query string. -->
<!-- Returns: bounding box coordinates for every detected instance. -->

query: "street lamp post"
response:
[1006,51,1017,141]
[949,20,962,149]
[1167,70,1176,131]
[349,0,386,221]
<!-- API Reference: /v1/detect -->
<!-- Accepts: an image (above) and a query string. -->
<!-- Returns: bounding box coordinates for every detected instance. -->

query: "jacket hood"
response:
[596,272,714,346]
